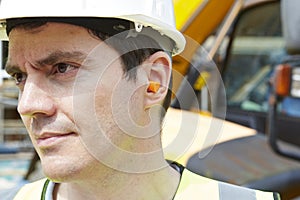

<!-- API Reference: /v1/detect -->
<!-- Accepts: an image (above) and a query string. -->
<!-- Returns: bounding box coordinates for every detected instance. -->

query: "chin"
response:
[43,165,75,182]
[41,155,87,182]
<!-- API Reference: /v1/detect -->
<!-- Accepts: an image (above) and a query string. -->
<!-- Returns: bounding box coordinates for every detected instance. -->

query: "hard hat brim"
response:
[1,16,186,55]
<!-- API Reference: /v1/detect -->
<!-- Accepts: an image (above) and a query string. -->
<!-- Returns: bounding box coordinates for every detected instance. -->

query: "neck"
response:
[54,161,181,200]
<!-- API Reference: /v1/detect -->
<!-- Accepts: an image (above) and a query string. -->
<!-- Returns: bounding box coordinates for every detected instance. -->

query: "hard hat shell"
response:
[0,0,186,55]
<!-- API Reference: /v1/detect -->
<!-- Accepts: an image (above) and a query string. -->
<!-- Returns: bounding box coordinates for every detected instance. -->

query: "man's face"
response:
[6,22,151,180]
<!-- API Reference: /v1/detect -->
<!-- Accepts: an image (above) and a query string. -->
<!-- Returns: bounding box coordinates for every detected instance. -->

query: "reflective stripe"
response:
[218,181,257,200]
[174,169,278,200]
[256,190,279,200]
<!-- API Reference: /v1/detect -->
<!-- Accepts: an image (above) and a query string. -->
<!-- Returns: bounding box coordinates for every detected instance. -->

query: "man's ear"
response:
[143,51,172,109]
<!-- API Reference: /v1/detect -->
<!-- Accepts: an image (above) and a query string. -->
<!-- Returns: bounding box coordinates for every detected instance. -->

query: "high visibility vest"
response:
[174,169,280,200]
[13,169,280,200]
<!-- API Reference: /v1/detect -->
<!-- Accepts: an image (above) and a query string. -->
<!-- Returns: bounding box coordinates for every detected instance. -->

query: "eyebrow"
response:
[5,50,87,75]
[36,51,87,67]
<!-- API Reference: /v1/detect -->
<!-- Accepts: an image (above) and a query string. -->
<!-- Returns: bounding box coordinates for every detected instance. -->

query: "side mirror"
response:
[268,59,300,161]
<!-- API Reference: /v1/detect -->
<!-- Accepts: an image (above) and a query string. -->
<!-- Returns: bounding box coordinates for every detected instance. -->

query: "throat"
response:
[53,163,182,200]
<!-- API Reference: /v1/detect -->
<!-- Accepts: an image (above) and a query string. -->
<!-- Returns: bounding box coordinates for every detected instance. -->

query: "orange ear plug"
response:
[147,81,160,93]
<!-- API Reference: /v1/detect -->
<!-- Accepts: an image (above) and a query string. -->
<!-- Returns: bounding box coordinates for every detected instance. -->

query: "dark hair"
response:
[89,29,173,118]
[6,18,173,117]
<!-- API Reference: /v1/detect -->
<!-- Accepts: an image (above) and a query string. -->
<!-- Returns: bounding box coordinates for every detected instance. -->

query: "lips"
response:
[36,132,76,147]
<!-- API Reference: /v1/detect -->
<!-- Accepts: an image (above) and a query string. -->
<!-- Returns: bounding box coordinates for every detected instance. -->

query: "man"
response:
[0,0,280,199]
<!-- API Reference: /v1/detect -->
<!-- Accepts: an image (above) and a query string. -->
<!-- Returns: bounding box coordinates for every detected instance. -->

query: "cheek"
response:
[105,79,146,135]
[126,87,146,124]
[94,84,116,132]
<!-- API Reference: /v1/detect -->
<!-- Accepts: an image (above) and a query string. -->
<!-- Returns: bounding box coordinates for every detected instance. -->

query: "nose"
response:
[17,77,56,117]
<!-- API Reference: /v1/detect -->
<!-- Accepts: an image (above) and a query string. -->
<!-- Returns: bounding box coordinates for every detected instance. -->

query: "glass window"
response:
[223,2,284,113]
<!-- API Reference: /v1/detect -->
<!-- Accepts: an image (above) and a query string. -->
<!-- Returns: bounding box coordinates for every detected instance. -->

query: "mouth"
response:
[36,132,77,148]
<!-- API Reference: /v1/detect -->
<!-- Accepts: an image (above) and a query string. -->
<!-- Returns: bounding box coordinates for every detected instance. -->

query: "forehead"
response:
[9,22,97,46]
[6,22,111,66]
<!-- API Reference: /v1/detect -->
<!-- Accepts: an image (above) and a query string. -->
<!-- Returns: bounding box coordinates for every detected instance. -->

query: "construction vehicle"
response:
[170,0,300,199]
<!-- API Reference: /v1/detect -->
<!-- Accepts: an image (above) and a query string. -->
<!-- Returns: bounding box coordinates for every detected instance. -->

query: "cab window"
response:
[223,1,284,113]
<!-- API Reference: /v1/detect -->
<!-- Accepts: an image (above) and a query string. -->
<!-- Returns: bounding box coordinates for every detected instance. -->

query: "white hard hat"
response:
[0,0,186,55]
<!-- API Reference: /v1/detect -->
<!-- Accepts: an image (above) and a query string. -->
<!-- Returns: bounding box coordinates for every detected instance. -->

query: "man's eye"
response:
[55,63,76,74]
[12,73,27,85]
